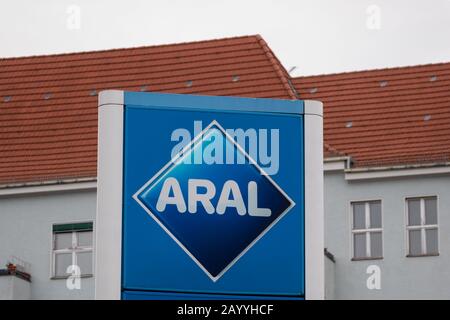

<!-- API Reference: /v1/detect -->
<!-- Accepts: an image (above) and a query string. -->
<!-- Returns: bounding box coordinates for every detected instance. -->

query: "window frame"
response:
[405,196,439,258]
[50,221,94,279]
[350,199,383,261]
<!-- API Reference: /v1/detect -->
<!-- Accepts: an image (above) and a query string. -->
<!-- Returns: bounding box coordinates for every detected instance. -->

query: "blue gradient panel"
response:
[135,124,293,279]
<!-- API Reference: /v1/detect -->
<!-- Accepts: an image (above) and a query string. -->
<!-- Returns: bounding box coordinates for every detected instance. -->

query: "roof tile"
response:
[293,62,450,168]
[0,35,296,185]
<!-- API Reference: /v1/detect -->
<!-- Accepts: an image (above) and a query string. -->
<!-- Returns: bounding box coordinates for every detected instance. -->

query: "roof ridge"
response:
[294,73,450,90]
[255,35,298,99]
[0,34,260,61]
[292,61,450,79]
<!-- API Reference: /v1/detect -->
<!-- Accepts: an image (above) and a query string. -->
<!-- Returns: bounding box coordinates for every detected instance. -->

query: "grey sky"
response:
[1,0,449,76]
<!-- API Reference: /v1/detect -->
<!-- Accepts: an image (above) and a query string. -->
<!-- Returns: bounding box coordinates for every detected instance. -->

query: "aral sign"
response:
[95,90,324,299]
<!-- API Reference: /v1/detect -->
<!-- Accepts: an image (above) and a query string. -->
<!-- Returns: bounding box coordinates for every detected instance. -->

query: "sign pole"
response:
[304,100,324,300]
[95,90,124,299]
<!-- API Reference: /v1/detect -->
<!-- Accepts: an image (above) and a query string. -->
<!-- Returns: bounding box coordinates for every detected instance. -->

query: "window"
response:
[351,201,382,260]
[52,222,93,278]
[406,197,438,257]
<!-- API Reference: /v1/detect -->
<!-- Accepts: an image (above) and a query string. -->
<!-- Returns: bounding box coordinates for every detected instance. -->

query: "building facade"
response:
[324,164,450,299]
[292,62,450,299]
[0,35,449,299]
[0,184,96,299]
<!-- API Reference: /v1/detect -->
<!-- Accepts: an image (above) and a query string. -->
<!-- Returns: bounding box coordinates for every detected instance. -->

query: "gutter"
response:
[346,161,450,173]
[324,156,352,171]
[345,162,450,180]
[0,177,97,190]
[0,177,97,196]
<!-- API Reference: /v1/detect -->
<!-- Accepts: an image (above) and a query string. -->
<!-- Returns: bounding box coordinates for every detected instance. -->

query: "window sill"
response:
[351,257,383,261]
[406,253,439,258]
[51,274,93,280]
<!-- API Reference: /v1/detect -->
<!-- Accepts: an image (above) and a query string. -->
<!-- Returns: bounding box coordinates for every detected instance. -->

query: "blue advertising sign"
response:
[95,90,324,300]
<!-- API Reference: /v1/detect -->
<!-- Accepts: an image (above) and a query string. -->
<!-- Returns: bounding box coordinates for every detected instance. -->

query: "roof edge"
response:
[0,177,97,190]
[292,60,450,79]
[0,34,261,61]
[255,35,299,99]
[346,161,450,173]
[1,160,449,189]
[345,162,450,181]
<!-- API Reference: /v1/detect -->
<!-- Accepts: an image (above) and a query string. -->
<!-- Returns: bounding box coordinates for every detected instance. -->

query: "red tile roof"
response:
[0,35,297,185]
[1,35,449,185]
[293,62,450,168]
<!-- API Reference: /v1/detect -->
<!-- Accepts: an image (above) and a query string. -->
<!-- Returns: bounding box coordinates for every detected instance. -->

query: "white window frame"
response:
[51,224,94,279]
[351,200,383,260]
[405,196,439,257]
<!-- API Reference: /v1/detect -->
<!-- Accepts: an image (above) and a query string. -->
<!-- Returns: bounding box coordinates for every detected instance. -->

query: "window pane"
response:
[353,203,366,229]
[353,233,366,258]
[409,229,422,256]
[369,201,382,228]
[55,232,72,250]
[55,252,72,277]
[408,199,421,226]
[426,228,438,254]
[76,251,93,275]
[370,232,383,258]
[77,231,93,248]
[425,198,437,225]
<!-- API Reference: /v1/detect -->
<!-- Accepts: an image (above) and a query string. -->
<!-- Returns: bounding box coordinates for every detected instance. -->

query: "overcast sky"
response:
[1,0,449,76]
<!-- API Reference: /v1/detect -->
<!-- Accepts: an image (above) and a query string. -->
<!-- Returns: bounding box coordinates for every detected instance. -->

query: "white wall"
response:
[325,171,450,299]
[0,275,31,300]
[0,189,96,299]
[0,276,13,299]
[324,255,335,300]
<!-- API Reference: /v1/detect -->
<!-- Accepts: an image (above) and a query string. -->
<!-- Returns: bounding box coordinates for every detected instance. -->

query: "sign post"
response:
[95,90,323,299]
